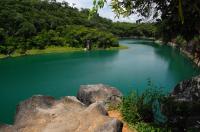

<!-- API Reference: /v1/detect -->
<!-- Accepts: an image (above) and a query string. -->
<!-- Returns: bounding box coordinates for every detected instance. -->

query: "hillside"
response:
[0,0,156,56]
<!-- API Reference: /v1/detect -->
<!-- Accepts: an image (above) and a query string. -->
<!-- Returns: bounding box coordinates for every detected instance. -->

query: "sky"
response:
[58,0,140,22]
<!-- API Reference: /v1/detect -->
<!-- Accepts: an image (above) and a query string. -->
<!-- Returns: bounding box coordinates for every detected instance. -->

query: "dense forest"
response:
[92,0,200,63]
[0,0,156,55]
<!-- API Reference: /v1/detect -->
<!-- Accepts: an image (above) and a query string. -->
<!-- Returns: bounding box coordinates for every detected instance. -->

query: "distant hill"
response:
[0,0,156,55]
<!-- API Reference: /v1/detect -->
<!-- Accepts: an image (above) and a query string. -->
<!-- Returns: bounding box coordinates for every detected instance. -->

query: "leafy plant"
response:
[134,122,170,132]
[193,35,200,42]
[119,81,170,131]
[175,35,187,48]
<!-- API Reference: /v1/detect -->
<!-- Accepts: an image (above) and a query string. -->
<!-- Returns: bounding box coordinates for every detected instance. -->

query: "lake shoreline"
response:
[119,36,155,41]
[0,39,199,124]
[155,40,200,67]
[0,45,128,59]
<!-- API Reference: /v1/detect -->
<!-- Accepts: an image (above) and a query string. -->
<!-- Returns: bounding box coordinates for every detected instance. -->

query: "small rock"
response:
[95,119,123,132]
[84,101,108,116]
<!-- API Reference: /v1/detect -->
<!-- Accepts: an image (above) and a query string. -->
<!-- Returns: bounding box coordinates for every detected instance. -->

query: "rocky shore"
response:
[0,84,123,132]
[1,77,200,132]
[163,75,200,130]
[155,40,200,67]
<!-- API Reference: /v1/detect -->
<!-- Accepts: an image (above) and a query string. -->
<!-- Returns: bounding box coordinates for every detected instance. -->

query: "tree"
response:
[92,0,199,41]
[0,0,156,55]
[91,0,184,22]
[16,21,36,38]
[0,28,5,44]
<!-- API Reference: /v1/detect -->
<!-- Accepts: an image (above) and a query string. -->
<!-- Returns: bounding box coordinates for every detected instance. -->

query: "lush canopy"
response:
[0,0,156,56]
[92,0,200,41]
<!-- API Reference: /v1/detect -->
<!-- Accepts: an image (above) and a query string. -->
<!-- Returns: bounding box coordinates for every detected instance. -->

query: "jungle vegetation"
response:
[92,0,200,68]
[93,0,200,131]
[0,0,157,56]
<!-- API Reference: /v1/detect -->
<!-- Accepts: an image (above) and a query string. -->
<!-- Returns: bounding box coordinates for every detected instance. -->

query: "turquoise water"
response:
[0,39,199,124]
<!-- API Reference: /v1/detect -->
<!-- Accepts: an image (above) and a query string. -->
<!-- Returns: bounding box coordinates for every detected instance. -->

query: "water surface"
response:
[0,39,199,124]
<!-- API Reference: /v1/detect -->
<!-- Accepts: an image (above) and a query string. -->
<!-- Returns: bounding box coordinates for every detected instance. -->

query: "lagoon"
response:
[0,39,199,124]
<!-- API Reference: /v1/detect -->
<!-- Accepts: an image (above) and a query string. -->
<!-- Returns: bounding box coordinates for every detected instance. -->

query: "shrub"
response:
[119,81,169,132]
[193,35,200,42]
[175,35,187,48]
[120,91,141,124]
[134,122,170,132]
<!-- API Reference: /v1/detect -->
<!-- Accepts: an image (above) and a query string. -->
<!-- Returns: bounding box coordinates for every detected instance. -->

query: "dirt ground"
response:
[108,110,137,132]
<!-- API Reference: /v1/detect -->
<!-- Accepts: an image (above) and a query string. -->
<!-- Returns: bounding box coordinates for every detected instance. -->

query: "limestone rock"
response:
[77,84,122,108]
[0,95,123,132]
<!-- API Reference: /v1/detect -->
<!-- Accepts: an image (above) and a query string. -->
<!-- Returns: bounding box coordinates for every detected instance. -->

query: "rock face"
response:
[77,84,122,108]
[171,75,200,102]
[163,75,200,131]
[0,95,123,132]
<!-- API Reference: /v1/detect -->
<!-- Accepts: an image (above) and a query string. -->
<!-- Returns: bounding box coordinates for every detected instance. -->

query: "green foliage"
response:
[16,21,36,38]
[178,0,184,24]
[32,30,66,49]
[92,0,184,23]
[120,91,141,124]
[175,35,187,48]
[111,22,157,38]
[0,0,155,55]
[61,25,119,48]
[158,0,200,41]
[134,122,170,132]
[119,81,170,132]
[93,0,200,43]
[193,35,200,42]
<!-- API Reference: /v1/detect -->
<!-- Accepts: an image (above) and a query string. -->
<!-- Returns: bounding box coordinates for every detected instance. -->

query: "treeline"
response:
[111,22,157,38]
[155,0,200,64]
[0,0,156,55]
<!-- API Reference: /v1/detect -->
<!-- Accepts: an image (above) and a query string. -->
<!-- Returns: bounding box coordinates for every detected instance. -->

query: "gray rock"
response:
[164,75,200,131]
[171,75,200,102]
[77,84,122,108]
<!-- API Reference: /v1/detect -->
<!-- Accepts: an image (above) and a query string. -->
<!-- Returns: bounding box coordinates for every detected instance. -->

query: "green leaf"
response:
[178,0,184,24]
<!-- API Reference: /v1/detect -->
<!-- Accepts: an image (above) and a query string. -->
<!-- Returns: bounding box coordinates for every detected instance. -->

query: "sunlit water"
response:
[0,39,199,124]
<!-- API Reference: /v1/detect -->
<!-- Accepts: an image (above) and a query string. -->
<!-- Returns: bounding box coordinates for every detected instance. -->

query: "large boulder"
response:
[171,75,200,102]
[163,75,200,131]
[0,95,123,132]
[77,84,122,108]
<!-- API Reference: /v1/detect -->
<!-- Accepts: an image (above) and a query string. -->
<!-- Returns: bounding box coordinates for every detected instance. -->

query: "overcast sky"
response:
[58,0,140,22]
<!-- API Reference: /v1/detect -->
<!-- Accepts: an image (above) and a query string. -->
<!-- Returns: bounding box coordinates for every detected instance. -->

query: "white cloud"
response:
[58,0,140,22]
[60,0,93,8]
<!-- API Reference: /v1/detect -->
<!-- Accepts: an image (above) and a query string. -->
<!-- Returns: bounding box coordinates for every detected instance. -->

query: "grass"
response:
[0,45,128,59]
[108,105,168,132]
[0,46,83,59]
[0,54,7,59]
[26,46,83,55]
[131,122,170,132]
[117,81,171,132]
[106,45,128,50]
